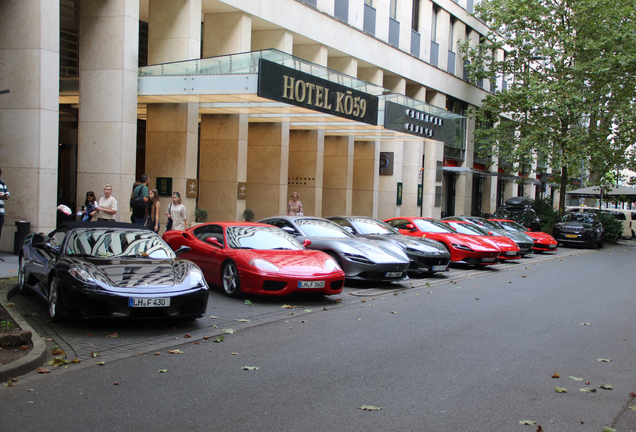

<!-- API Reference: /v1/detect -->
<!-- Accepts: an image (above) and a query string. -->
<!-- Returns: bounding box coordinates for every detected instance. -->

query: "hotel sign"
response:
[258,59,379,125]
[384,101,458,146]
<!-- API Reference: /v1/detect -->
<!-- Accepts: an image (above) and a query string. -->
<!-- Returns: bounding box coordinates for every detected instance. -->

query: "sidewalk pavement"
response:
[0,251,47,382]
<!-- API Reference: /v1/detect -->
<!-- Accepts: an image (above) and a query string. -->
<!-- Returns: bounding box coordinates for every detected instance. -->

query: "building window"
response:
[390,0,398,20]
[334,0,349,22]
[411,0,420,31]
[431,5,438,42]
[365,0,372,5]
[364,1,376,35]
[449,18,455,52]
[299,0,318,7]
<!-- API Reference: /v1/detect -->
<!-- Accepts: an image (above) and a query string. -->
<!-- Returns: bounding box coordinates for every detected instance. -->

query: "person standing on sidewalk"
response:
[166,192,187,231]
[0,169,10,243]
[96,184,117,222]
[131,175,149,225]
[144,189,161,234]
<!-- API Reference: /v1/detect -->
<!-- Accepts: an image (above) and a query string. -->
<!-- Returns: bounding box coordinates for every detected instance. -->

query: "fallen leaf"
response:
[203,337,209,340]
[235,319,249,322]
[5,303,14,308]
[428,292,433,294]
[581,323,591,326]
[210,316,220,319]
[107,332,118,338]
[96,362,105,366]
[597,359,611,362]
[580,388,596,393]
[358,405,382,411]
[390,311,398,314]
[475,298,480,300]
[281,305,293,309]
[242,366,260,370]
[231,352,238,355]
[335,299,342,303]
[184,334,192,338]
[221,329,235,334]
[552,373,560,378]
[46,357,70,366]
[113,382,119,385]
[167,349,184,354]
[360,300,366,303]
[212,336,224,343]
[602,428,617,432]
[568,376,583,381]
[628,406,636,411]
[287,312,294,316]
[599,384,613,390]
[51,348,66,355]
[300,320,307,323]
[194,342,200,345]
[536,426,544,432]
[425,282,431,287]
[71,358,81,363]
[86,333,94,337]
[630,392,636,397]
[90,351,98,358]
[555,387,568,393]
[154,352,160,356]
[519,420,536,425]
[244,300,253,306]
[304,309,312,313]
[158,369,169,373]
[585,381,590,385]
[521,276,526,278]
[20,345,29,351]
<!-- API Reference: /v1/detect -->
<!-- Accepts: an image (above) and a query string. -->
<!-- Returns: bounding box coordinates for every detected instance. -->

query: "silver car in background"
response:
[326,216,451,274]
[258,216,410,282]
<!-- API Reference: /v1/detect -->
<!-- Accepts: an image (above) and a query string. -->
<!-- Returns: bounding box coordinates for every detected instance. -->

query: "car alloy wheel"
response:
[48,278,64,323]
[222,262,241,298]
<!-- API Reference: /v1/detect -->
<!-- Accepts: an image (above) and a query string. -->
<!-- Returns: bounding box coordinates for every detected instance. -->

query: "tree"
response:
[460,0,636,214]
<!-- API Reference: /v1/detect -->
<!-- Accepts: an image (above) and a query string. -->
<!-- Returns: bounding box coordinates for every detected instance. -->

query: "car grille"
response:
[373,263,409,272]
[263,281,287,291]
[416,256,449,266]
[559,226,585,233]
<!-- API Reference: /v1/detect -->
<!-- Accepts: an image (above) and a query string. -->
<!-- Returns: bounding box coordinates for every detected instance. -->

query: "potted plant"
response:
[242,208,255,222]
[191,207,208,227]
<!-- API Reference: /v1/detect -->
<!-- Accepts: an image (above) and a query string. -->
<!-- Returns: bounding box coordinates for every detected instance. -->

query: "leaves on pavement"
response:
[90,351,98,358]
[568,376,583,381]
[358,405,382,411]
[96,362,105,366]
[51,348,66,355]
[37,367,51,374]
[597,359,611,362]
[210,316,220,319]
[602,428,617,432]
[555,387,568,393]
[158,369,169,373]
[107,332,118,338]
[212,336,224,343]
[580,323,591,326]
[599,384,613,390]
[221,329,235,334]
[519,420,536,425]
[242,366,260,370]
[551,373,560,378]
[244,300,253,306]
[235,319,249,322]
[167,349,184,354]
[46,357,70,366]
[579,388,597,393]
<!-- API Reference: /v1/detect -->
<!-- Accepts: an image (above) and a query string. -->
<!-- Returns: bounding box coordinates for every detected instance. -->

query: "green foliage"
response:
[0,320,15,331]
[194,207,208,223]
[242,208,254,222]
[597,212,623,243]
[530,198,560,235]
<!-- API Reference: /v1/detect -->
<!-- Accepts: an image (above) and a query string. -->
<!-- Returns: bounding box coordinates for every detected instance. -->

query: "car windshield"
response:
[468,218,500,230]
[349,218,399,235]
[226,226,303,250]
[561,213,596,223]
[412,219,455,233]
[492,208,527,223]
[296,219,354,238]
[498,220,527,231]
[445,222,490,236]
[65,229,175,259]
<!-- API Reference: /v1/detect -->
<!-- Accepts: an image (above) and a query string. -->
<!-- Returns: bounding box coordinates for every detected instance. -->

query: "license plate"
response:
[565,234,578,239]
[385,271,403,277]
[482,257,496,262]
[548,244,557,249]
[298,281,325,288]
[432,265,447,271]
[129,298,170,307]
[506,251,517,256]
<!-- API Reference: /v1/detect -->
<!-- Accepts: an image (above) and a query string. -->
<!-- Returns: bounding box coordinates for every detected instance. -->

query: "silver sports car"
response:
[443,216,535,255]
[326,216,451,274]
[258,216,410,282]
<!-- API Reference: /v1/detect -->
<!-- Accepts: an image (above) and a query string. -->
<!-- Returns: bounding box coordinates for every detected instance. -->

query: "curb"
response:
[0,284,47,382]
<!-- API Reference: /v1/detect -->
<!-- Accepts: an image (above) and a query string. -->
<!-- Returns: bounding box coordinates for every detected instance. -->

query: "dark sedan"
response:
[17,222,209,321]
[326,216,451,274]
[553,212,604,248]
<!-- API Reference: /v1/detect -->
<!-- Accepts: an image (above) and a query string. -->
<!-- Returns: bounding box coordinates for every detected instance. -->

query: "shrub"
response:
[194,207,208,223]
[242,208,255,222]
[531,198,560,234]
[597,211,623,242]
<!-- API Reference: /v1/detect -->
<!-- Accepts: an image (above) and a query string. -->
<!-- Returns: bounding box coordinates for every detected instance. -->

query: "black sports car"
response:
[17,222,209,321]
[326,216,451,274]
[553,212,604,249]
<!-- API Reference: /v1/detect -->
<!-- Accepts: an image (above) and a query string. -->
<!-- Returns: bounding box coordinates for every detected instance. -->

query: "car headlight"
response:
[69,265,97,286]
[451,243,473,252]
[342,253,375,265]
[189,268,207,288]
[323,258,341,272]
[248,258,280,272]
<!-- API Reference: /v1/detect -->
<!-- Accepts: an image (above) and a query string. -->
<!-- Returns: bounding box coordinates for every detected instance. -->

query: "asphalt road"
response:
[2,243,636,431]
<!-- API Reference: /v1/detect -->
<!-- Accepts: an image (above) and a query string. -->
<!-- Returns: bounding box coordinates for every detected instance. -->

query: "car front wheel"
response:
[48,277,65,322]
[222,262,241,298]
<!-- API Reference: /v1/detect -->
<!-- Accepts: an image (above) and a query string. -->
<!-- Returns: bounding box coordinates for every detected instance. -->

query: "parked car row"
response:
[17,211,563,321]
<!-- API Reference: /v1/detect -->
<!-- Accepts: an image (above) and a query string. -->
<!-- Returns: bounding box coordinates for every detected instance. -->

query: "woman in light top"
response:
[166,192,187,231]
[286,192,303,216]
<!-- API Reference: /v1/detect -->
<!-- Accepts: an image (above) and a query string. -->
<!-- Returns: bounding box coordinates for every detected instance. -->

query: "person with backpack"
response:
[130,175,149,225]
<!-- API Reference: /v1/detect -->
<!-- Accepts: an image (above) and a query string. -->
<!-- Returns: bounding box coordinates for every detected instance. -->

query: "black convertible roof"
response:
[49,221,152,236]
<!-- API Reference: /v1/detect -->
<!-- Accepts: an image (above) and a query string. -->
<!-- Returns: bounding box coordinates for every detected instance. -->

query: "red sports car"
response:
[384,217,501,266]
[489,219,558,253]
[442,220,521,260]
[163,222,345,297]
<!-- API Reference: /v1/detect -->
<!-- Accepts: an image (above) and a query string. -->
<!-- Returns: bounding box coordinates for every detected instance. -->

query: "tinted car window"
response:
[349,218,398,235]
[412,219,455,233]
[226,226,303,250]
[296,219,353,238]
[65,229,175,259]
[561,213,597,223]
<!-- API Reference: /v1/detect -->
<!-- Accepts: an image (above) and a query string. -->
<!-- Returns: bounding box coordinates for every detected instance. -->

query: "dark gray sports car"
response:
[326,216,451,274]
[17,222,209,321]
[258,216,410,282]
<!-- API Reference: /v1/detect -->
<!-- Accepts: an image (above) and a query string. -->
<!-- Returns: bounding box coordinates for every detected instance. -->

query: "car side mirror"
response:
[302,239,312,247]
[343,226,355,234]
[406,224,416,230]
[174,245,191,256]
[488,231,494,235]
[205,237,223,248]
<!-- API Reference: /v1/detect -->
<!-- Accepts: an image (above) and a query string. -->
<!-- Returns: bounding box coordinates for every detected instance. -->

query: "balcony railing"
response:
[410,30,420,58]
[447,51,456,75]
[363,3,376,36]
[299,0,317,7]
[430,41,439,67]
[389,17,400,47]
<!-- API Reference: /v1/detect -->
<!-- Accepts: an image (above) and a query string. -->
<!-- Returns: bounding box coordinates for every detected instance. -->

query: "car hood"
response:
[75,257,190,288]
[297,236,409,264]
[358,234,450,256]
[555,221,595,229]
[492,228,534,244]
[237,250,341,275]
[439,233,501,252]
[527,231,557,244]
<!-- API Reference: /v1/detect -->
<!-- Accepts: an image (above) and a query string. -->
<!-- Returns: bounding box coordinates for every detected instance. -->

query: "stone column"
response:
[422,140,444,218]
[147,0,200,229]
[402,140,425,216]
[289,130,324,217]
[199,114,248,222]
[328,57,358,76]
[377,140,403,221]
[202,11,251,58]
[293,44,328,66]
[358,67,384,86]
[0,0,59,250]
[252,29,293,53]
[246,123,289,220]
[352,141,380,218]
[323,136,354,216]
[78,0,139,223]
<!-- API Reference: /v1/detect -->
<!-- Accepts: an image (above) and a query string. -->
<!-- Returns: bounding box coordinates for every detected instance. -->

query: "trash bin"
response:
[14,221,30,255]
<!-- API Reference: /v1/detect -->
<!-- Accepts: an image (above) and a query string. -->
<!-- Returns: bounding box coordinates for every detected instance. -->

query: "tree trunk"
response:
[559,164,568,216]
